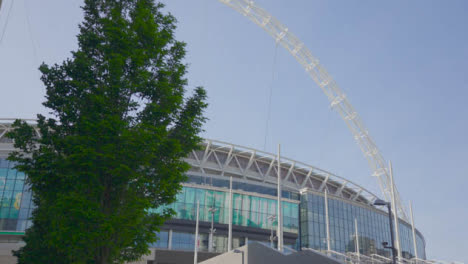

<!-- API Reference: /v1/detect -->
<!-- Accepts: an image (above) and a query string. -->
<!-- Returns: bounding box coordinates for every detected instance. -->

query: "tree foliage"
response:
[7,0,207,263]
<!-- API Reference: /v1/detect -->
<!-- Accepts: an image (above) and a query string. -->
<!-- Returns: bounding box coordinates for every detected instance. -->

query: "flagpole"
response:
[228,175,233,251]
[277,144,283,252]
[355,218,360,261]
[324,189,331,254]
[389,161,402,260]
[410,201,418,259]
[194,200,200,264]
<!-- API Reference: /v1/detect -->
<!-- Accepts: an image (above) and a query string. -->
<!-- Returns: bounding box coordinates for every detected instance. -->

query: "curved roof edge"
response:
[188,138,381,206]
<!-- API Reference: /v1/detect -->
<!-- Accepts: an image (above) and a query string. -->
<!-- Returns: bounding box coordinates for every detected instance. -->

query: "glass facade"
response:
[0,158,33,232]
[150,231,245,253]
[152,185,299,234]
[150,231,169,249]
[300,192,426,259]
[172,232,196,251]
[186,174,300,200]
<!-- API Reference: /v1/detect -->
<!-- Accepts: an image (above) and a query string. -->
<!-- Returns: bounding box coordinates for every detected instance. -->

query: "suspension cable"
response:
[0,0,15,45]
[23,0,38,62]
[263,41,279,151]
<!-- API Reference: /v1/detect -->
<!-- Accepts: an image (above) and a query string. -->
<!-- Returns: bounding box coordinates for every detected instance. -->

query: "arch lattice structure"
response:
[218,0,408,221]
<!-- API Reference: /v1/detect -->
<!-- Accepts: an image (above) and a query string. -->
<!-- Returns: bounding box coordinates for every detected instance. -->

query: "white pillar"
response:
[208,208,216,253]
[194,200,200,264]
[354,218,360,259]
[245,238,249,264]
[389,161,402,260]
[168,229,173,250]
[208,229,213,252]
[324,189,331,253]
[410,201,418,259]
[228,175,233,251]
[277,144,283,252]
[268,215,276,249]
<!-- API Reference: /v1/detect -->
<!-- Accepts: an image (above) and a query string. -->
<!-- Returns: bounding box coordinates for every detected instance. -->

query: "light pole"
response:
[277,144,283,252]
[194,201,200,264]
[374,199,396,264]
[208,207,218,252]
[267,215,277,248]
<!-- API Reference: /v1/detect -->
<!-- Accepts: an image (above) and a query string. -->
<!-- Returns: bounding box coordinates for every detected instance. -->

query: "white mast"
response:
[389,161,402,260]
[355,218,360,260]
[228,175,233,251]
[193,200,200,264]
[208,207,218,252]
[324,189,331,254]
[277,144,283,252]
[410,201,419,259]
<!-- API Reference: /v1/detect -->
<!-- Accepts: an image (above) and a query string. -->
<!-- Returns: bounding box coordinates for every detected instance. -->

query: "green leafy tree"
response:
[7,0,207,263]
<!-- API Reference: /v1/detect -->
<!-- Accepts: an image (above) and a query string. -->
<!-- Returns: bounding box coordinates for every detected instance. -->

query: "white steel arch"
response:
[218,0,408,220]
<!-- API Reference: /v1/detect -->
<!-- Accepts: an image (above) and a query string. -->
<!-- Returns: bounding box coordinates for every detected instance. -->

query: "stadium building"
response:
[0,120,427,264]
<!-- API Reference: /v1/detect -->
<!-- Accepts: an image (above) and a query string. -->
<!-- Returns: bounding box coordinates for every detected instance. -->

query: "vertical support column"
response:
[228,175,233,251]
[208,208,217,253]
[324,189,331,253]
[298,200,302,251]
[268,215,275,248]
[168,229,173,250]
[245,238,249,264]
[270,231,274,248]
[194,200,200,264]
[410,201,419,259]
[277,144,283,252]
[354,218,360,259]
[389,161,402,260]
[208,225,213,252]
[387,203,397,264]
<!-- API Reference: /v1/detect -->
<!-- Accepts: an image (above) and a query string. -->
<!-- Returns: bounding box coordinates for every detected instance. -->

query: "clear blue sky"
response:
[0,0,467,262]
